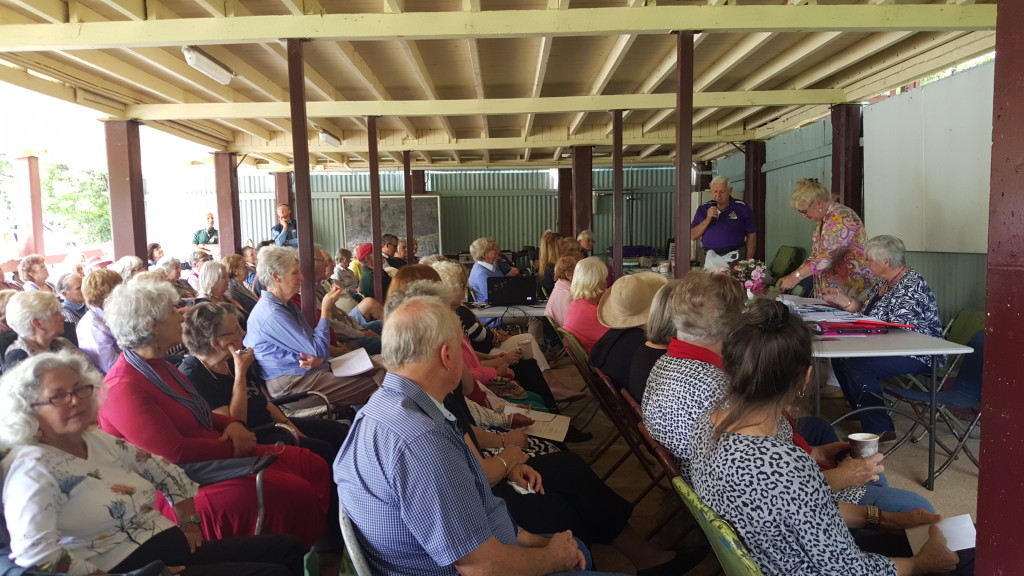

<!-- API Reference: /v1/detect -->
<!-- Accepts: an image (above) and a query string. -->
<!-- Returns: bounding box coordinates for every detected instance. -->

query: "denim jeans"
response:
[831,356,930,434]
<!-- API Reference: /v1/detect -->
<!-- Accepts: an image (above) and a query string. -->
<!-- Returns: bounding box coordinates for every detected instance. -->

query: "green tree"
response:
[41,163,112,245]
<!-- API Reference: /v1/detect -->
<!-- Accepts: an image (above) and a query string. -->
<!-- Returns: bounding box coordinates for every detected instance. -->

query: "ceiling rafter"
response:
[279,0,325,16]
[522,36,552,139]
[6,0,67,23]
[326,41,418,139]
[92,0,146,21]
[568,33,637,135]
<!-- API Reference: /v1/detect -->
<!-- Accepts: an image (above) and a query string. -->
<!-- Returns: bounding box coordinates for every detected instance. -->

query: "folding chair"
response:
[338,505,373,576]
[897,309,984,394]
[885,330,984,479]
[672,477,766,576]
[557,328,622,464]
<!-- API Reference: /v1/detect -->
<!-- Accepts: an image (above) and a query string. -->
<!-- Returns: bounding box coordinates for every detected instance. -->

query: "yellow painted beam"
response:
[0,5,996,52]
[122,89,848,120]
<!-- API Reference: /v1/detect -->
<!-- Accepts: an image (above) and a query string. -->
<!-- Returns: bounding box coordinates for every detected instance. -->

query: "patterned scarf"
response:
[123,349,214,429]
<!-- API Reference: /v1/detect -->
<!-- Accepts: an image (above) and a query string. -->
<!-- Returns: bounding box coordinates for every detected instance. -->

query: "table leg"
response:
[813,357,822,417]
[926,358,937,491]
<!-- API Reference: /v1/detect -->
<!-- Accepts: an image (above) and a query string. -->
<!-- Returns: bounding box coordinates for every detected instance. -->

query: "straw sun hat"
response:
[597,271,668,328]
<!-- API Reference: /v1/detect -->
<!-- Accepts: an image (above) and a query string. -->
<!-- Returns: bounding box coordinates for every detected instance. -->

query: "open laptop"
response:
[487,275,539,305]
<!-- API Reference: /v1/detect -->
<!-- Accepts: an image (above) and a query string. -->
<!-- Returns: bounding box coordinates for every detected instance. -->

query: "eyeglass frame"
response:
[31,384,96,408]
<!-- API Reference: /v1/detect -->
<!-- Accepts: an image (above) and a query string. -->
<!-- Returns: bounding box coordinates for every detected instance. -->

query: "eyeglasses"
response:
[32,385,95,408]
[218,325,244,338]
[797,208,810,215]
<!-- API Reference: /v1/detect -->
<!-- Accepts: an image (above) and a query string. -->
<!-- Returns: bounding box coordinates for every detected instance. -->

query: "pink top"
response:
[562,298,609,354]
[545,279,572,327]
[461,334,498,384]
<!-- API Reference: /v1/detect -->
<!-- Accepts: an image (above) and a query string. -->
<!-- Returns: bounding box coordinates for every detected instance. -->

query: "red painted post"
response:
[213,152,241,256]
[674,31,694,275]
[104,120,147,259]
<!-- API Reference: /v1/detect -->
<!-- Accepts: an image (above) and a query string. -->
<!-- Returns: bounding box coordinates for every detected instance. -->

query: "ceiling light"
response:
[182,45,235,85]
[318,129,342,148]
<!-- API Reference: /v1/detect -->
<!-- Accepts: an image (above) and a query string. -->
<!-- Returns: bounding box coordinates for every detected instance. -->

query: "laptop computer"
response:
[487,276,538,305]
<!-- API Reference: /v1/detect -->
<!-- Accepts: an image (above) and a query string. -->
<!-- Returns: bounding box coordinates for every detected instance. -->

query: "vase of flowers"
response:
[729,259,771,296]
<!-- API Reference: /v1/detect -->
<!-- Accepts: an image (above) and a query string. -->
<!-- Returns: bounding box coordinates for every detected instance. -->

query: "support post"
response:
[14,156,44,257]
[673,31,694,275]
[286,38,316,325]
[368,117,384,301]
[572,147,592,235]
[831,103,864,216]
[612,110,624,279]
[978,1,1024,572]
[213,152,241,256]
[274,172,292,211]
[403,151,414,249]
[557,168,573,237]
[743,141,767,261]
[412,170,426,195]
[104,120,147,259]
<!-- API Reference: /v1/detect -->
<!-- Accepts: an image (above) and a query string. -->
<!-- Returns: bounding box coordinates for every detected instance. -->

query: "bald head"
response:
[381,295,462,373]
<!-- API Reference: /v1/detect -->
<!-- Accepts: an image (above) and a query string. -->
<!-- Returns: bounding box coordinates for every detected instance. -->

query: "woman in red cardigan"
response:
[97,280,331,547]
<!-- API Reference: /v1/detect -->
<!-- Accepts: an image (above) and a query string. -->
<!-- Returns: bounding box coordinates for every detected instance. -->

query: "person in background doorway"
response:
[192,213,219,252]
[272,204,299,248]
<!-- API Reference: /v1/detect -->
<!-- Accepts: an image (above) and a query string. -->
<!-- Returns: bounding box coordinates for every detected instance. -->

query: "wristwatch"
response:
[865,505,880,529]
[179,513,202,527]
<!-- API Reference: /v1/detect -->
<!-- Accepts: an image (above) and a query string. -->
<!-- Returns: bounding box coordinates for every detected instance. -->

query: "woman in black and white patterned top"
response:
[822,234,944,437]
[690,299,961,576]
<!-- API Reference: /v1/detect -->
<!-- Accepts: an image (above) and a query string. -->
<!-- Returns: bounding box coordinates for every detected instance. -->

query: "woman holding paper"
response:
[690,299,968,576]
[822,235,944,438]
[179,302,348,465]
[242,245,384,408]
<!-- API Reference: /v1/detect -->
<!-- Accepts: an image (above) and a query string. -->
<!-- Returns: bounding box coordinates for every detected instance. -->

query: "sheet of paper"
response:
[329,348,374,377]
[503,405,570,442]
[905,514,976,554]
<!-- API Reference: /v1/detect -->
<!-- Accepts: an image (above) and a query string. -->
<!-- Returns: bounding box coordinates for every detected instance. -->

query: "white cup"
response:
[848,433,880,459]
[517,338,533,361]
[658,262,671,273]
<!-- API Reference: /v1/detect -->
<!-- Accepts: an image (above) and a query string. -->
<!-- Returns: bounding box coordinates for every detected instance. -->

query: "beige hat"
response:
[597,272,668,328]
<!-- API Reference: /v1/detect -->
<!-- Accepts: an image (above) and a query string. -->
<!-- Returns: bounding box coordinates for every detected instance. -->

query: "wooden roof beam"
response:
[568,33,637,135]
[92,0,146,21]
[6,0,67,23]
[279,0,325,16]
[523,36,553,139]
[397,38,456,140]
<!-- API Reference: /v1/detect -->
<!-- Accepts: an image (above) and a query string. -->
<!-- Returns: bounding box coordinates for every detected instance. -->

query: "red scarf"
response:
[666,338,723,369]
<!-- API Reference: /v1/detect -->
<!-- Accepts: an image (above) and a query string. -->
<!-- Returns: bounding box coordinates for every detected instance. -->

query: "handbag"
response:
[179,454,279,486]
[484,377,528,400]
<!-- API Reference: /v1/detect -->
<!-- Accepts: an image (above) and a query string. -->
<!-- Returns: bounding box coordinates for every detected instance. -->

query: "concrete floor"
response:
[323,359,980,576]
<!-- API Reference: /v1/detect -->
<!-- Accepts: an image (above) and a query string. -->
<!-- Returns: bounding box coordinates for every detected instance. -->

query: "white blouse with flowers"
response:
[2,429,198,575]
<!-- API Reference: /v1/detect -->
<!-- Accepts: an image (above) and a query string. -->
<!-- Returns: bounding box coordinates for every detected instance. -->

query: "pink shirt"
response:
[545,279,572,327]
[562,298,609,354]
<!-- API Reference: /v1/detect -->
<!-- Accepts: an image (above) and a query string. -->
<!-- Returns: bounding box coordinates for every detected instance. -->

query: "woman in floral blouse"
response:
[778,178,872,298]
[0,352,305,576]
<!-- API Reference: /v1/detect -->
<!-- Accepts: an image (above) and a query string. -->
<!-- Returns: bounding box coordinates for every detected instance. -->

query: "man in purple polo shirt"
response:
[689,176,757,262]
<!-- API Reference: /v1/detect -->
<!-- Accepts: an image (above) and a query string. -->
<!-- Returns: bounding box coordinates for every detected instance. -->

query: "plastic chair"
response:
[767,245,804,280]
[885,330,984,478]
[672,477,766,576]
[338,506,373,576]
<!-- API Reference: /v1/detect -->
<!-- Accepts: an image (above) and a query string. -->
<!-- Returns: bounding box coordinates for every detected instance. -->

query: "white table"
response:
[469,303,549,319]
[812,329,973,490]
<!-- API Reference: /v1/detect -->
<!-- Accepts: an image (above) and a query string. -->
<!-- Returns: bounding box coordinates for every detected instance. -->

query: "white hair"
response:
[198,261,228,296]
[6,291,60,336]
[469,237,496,261]
[381,293,462,372]
[576,229,594,242]
[155,256,182,281]
[0,351,104,450]
[111,256,144,283]
[430,260,469,306]
[570,257,608,301]
[104,281,179,350]
[865,235,907,268]
[710,175,731,188]
[257,246,299,288]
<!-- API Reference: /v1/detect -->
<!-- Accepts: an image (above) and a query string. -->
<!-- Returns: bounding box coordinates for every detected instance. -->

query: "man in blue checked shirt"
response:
[334,295,624,576]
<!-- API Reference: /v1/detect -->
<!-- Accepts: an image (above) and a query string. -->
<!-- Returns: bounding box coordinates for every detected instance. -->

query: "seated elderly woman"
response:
[243,246,384,408]
[111,256,147,284]
[0,352,307,576]
[18,255,55,293]
[466,238,544,340]
[223,254,260,315]
[561,256,610,354]
[2,291,81,371]
[626,280,676,402]
[187,252,212,293]
[823,235,945,440]
[155,256,197,301]
[332,248,359,293]
[179,303,347,465]
[589,272,668,390]
[96,280,331,546]
[58,272,87,326]
[689,300,969,576]
[76,269,124,374]
[194,261,249,330]
[544,255,579,328]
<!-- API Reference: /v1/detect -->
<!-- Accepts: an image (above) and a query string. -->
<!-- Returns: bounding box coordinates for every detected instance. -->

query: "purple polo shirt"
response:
[690,198,756,252]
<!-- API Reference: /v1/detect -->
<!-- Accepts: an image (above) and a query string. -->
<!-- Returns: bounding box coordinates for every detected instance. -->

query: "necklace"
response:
[878,266,910,298]
[196,355,231,380]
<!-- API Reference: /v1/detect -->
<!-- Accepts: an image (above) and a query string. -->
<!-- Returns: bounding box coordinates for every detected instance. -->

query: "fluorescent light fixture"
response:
[318,129,342,148]
[182,45,235,85]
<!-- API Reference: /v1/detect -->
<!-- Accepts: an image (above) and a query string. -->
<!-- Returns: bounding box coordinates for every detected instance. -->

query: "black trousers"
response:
[110,529,307,576]
[511,359,556,410]
[255,416,348,465]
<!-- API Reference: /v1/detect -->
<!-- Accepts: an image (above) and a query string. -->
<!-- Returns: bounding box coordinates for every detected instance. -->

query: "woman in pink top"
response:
[562,257,610,354]
[544,255,579,327]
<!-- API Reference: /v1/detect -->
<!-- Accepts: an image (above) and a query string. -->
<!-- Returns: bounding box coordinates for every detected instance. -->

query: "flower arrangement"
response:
[729,259,771,296]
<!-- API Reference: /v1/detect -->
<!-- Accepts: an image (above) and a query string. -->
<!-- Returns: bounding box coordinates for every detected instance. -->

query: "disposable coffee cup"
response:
[848,433,880,459]
[659,262,671,273]
[517,338,534,361]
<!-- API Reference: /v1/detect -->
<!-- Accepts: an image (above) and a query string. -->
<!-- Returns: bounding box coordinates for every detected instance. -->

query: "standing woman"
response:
[778,178,871,298]
[18,255,55,293]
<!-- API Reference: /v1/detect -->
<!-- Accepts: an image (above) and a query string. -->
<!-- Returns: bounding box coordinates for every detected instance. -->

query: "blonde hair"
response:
[790,178,833,211]
[570,257,607,301]
[538,231,564,272]
[430,260,469,306]
[82,269,124,308]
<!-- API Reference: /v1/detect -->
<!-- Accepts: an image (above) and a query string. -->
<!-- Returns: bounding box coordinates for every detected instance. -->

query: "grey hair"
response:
[670,270,745,342]
[104,281,179,350]
[430,260,469,306]
[257,245,299,288]
[397,238,408,249]
[570,257,608,301]
[56,272,79,294]
[5,291,60,336]
[469,237,496,261]
[865,235,907,267]
[112,256,144,283]
[382,234,398,245]
[576,229,594,242]
[198,261,228,296]
[384,279,458,317]
[155,256,182,281]
[181,302,234,357]
[418,254,446,266]
[0,351,104,450]
[381,293,462,372]
[644,280,679,345]
[710,175,731,188]
[189,251,211,266]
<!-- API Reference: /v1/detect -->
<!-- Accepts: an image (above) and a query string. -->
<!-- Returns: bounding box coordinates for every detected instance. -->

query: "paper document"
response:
[329,348,374,377]
[905,514,976,554]
[503,405,570,442]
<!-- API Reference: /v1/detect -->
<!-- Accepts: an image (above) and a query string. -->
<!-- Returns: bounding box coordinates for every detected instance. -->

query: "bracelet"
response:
[865,505,880,529]
[494,455,510,478]
[795,271,801,279]
[179,513,202,527]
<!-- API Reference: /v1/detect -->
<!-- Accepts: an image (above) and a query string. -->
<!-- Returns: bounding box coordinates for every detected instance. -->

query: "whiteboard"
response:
[864,63,992,253]
[340,195,442,256]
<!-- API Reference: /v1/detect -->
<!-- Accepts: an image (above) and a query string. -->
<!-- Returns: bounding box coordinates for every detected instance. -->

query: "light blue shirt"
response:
[243,290,330,381]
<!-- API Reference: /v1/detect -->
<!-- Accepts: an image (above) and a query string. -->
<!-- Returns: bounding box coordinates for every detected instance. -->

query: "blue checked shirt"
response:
[335,373,518,575]
[243,290,331,381]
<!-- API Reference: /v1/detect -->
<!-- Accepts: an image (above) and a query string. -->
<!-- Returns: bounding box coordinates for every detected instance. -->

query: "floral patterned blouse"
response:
[807,203,872,298]
[2,429,198,575]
